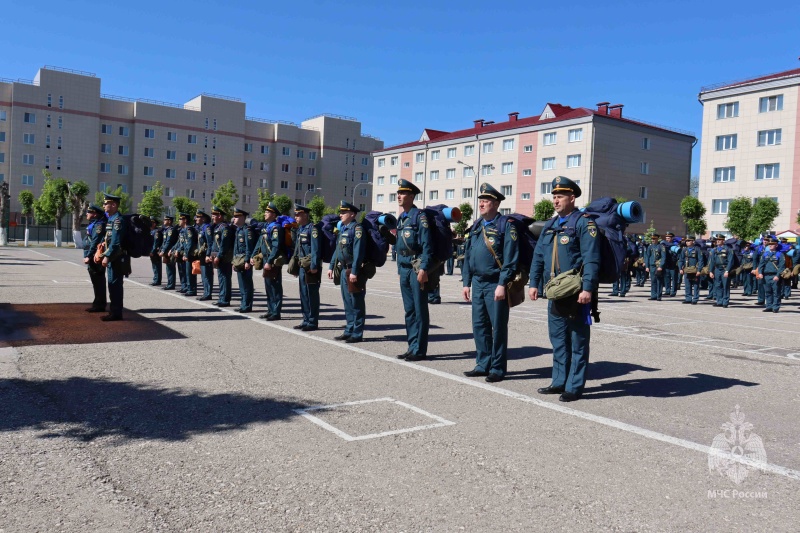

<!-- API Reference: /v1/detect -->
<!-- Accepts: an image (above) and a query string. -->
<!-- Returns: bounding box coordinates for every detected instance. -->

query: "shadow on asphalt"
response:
[0,377,311,442]
[582,372,758,399]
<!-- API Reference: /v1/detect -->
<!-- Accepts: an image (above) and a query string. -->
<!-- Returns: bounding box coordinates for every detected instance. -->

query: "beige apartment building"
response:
[371,103,695,234]
[0,66,383,224]
[698,67,800,235]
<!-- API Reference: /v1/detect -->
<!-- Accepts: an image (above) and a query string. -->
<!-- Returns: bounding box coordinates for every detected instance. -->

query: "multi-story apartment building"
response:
[698,67,800,235]
[371,103,694,234]
[0,66,382,222]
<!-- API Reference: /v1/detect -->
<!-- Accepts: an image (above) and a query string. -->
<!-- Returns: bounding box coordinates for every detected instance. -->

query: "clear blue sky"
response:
[4,0,799,175]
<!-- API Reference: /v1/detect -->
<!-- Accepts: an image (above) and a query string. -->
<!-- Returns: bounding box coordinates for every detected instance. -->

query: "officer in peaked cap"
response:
[757,236,785,312]
[740,240,757,297]
[255,201,287,320]
[181,212,199,296]
[194,210,214,300]
[293,204,323,330]
[663,232,679,297]
[395,179,434,361]
[232,207,257,312]
[100,193,128,321]
[149,215,164,286]
[645,233,666,300]
[462,182,518,382]
[209,205,235,307]
[83,204,108,312]
[708,233,734,308]
[678,235,704,304]
[328,200,367,342]
[171,213,191,294]
[159,214,179,290]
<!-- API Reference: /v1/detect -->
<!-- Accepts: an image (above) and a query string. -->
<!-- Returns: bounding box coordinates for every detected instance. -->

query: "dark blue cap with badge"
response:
[211,205,227,217]
[179,212,190,219]
[265,202,280,214]
[196,209,209,218]
[103,193,122,203]
[87,203,104,215]
[232,206,249,217]
[339,200,359,213]
[478,182,505,202]
[397,179,420,196]
[150,216,160,224]
[294,204,311,214]
[551,176,581,197]
[164,214,174,221]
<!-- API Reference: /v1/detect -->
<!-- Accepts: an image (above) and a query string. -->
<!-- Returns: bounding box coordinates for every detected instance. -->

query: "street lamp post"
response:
[303,187,321,206]
[352,182,372,210]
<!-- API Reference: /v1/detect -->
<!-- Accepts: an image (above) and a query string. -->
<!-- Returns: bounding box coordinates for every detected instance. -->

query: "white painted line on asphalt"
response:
[294,397,455,441]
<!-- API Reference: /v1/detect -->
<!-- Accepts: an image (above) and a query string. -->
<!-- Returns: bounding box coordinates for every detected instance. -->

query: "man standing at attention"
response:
[395,179,433,361]
[645,233,666,301]
[292,204,322,331]
[149,216,163,286]
[678,235,704,305]
[708,234,734,308]
[196,210,215,301]
[210,206,234,308]
[256,202,286,321]
[328,201,367,343]
[529,177,600,402]
[159,214,178,291]
[83,204,107,312]
[100,193,129,321]
[461,183,519,383]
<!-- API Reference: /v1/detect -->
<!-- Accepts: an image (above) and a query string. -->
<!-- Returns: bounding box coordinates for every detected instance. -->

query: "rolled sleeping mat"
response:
[377,213,397,229]
[616,201,643,224]
[441,207,462,223]
[671,245,681,254]
[529,220,548,239]
[337,221,343,232]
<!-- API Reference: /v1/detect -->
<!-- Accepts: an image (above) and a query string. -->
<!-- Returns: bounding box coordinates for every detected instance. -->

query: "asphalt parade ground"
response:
[1,246,799,532]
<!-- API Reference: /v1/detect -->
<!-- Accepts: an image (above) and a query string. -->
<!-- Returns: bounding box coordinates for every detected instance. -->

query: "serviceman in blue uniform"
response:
[740,242,756,296]
[678,235,704,304]
[779,237,792,299]
[645,234,666,300]
[663,232,680,297]
[159,214,178,290]
[209,206,234,307]
[172,214,191,293]
[196,210,215,301]
[757,237,785,313]
[708,234,734,308]
[232,207,257,312]
[461,183,519,383]
[149,216,163,286]
[529,177,600,402]
[611,234,636,296]
[181,213,199,296]
[100,193,128,321]
[634,237,648,286]
[256,202,285,320]
[327,201,367,343]
[292,204,323,331]
[394,179,434,361]
[83,204,107,312]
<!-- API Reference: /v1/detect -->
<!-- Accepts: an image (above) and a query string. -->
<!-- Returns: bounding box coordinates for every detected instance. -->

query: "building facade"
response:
[371,103,694,234]
[0,66,383,221]
[698,67,800,235]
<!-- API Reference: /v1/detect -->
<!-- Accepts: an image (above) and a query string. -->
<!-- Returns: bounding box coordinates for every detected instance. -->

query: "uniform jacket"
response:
[758,249,785,276]
[182,225,199,258]
[396,206,434,272]
[84,217,107,259]
[678,245,705,271]
[645,241,667,270]
[709,245,735,271]
[331,221,366,275]
[256,220,285,265]
[160,225,179,254]
[529,211,600,293]
[150,226,164,256]
[463,213,519,287]
[296,222,322,271]
[212,223,235,262]
[234,223,259,261]
[103,212,127,261]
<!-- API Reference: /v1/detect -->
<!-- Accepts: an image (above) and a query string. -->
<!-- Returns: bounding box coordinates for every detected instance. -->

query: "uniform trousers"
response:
[184,259,197,295]
[399,265,429,357]
[664,267,679,295]
[88,263,107,310]
[150,255,162,284]
[201,262,214,298]
[756,277,765,304]
[106,258,125,318]
[712,268,731,306]
[236,267,254,310]
[263,268,283,317]
[742,270,755,295]
[340,277,365,339]
[649,270,663,299]
[470,278,509,378]
[298,268,320,327]
[547,300,591,395]
[164,260,176,289]
[177,257,187,291]
[683,274,700,303]
[216,261,233,304]
[764,276,782,311]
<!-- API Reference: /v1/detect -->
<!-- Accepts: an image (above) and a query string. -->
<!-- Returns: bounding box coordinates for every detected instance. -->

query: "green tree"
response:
[19,190,35,226]
[644,220,657,241]
[211,180,239,215]
[306,195,329,223]
[172,196,199,217]
[724,197,752,239]
[274,194,292,215]
[138,181,165,219]
[679,196,707,237]
[34,173,70,232]
[453,202,473,236]
[66,180,91,231]
[94,186,132,214]
[252,188,275,221]
[533,199,555,221]
[749,197,780,239]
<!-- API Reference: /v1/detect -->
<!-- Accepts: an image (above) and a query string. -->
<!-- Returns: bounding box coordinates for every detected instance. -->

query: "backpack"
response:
[274,215,298,258]
[319,214,339,263]
[362,211,391,267]
[122,214,154,259]
[724,238,742,269]
[406,205,456,263]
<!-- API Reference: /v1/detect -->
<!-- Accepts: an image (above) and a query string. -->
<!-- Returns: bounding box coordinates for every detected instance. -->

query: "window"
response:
[462,188,473,198]
[297,166,303,175]
[166,150,176,160]
[144,166,154,177]
[361,157,369,165]
[117,165,129,175]
[416,152,425,163]
[377,176,385,185]
[501,162,513,174]
[447,148,457,158]
[167,131,177,142]
[186,153,196,162]
[521,193,531,200]
[568,129,583,142]
[757,129,782,146]
[523,145,533,153]
[503,139,515,151]
[259,162,269,171]
[164,187,175,198]
[445,189,455,199]
[281,163,290,173]
[46,134,50,147]
[213,119,217,131]
[376,194,385,204]
[712,199,731,214]
[642,137,651,150]
[58,116,62,129]
[482,142,494,154]
[429,190,439,200]
[638,186,648,199]
[46,114,51,127]
[307,184,315,191]
[119,126,129,137]
[462,167,474,178]
[501,185,512,196]
[186,189,195,199]
[717,102,739,119]
[280,180,289,189]
[522,169,532,176]
[640,162,650,175]
[378,158,385,167]
[101,124,112,134]
[23,133,35,144]
[714,167,735,183]
[541,182,552,194]
[242,160,252,170]
[430,170,439,181]
[57,136,62,149]
[244,143,253,152]
[0,153,4,163]
[430,150,440,161]
[0,110,6,121]
[309,151,317,160]
[56,157,61,170]
[309,168,316,176]
[24,112,36,124]
[464,145,475,156]
[22,174,34,186]
[0,132,5,142]
[22,154,34,165]
[543,132,557,145]
[446,168,456,180]
[188,134,197,144]
[144,128,155,139]
[212,137,216,149]
[144,147,154,158]
[100,143,111,154]
[58,95,63,109]
[389,193,397,202]
[567,155,581,168]
[205,118,209,130]
[282,147,291,156]
[100,163,110,173]
[297,149,304,158]
[481,164,493,176]
[165,169,176,179]
[260,145,269,154]
[390,175,398,184]
[295,182,303,191]
[259,179,268,188]
[500,208,511,215]
[755,163,780,180]
[759,95,783,113]
[715,134,737,151]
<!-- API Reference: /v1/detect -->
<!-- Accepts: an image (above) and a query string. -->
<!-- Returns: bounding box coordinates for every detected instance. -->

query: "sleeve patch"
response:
[355,228,363,239]
[588,227,597,238]
[312,229,319,238]
[509,225,518,241]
